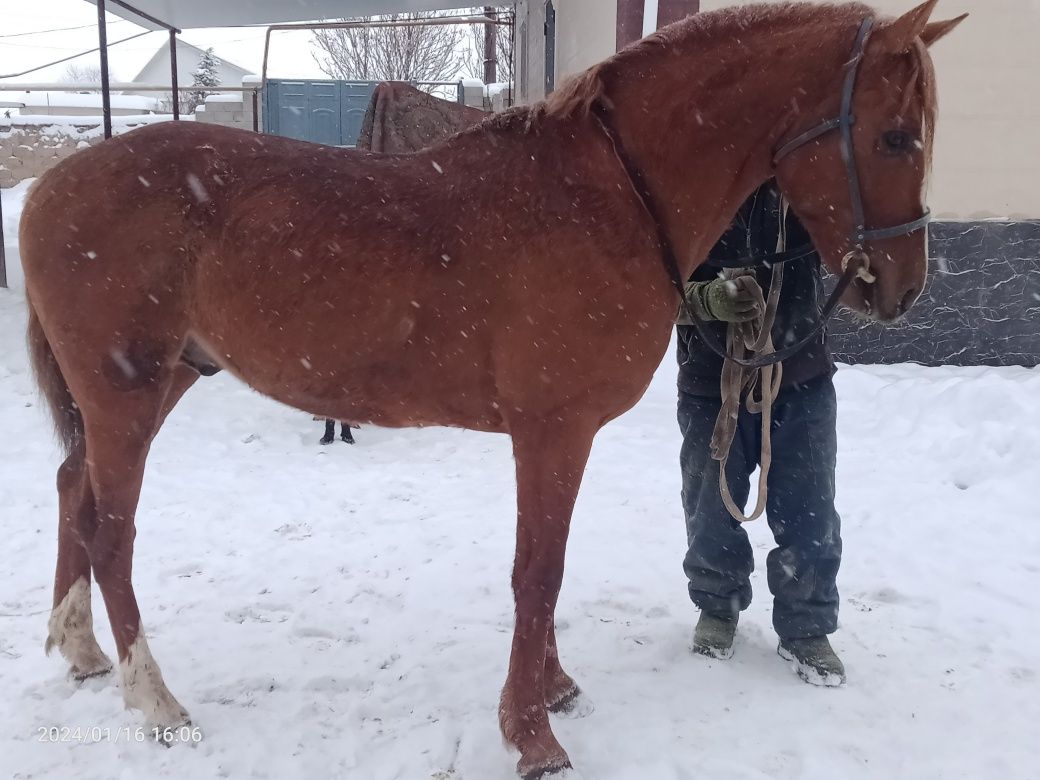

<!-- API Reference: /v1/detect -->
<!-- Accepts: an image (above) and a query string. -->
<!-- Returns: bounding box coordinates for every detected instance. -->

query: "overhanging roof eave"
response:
[82,0,476,31]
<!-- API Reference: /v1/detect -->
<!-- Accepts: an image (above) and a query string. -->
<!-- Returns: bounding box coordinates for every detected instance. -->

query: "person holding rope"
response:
[677,180,845,686]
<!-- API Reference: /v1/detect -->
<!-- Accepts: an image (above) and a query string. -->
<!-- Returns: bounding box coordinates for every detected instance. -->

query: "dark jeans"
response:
[677,375,842,640]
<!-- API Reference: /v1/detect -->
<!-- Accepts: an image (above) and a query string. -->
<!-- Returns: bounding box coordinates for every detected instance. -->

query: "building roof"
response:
[131,39,252,84]
[0,90,160,111]
[82,1,464,31]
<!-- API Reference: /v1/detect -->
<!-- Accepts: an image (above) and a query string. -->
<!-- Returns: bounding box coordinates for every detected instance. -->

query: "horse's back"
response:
[19,121,510,423]
[19,116,671,429]
[22,121,381,283]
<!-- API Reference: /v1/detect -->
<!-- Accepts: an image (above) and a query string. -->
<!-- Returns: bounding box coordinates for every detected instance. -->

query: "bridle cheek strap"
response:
[773,17,932,253]
[592,17,931,371]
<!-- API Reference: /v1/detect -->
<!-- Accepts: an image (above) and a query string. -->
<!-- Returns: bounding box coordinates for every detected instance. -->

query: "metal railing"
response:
[260,14,514,94]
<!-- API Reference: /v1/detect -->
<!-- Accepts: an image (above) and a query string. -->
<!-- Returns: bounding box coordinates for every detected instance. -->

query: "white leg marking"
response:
[121,630,191,728]
[46,576,114,679]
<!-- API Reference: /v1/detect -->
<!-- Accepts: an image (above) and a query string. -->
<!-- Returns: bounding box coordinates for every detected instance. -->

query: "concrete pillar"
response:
[459,78,486,109]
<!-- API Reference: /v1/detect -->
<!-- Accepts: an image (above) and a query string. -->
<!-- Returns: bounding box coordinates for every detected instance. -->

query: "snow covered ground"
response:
[2,182,1039,779]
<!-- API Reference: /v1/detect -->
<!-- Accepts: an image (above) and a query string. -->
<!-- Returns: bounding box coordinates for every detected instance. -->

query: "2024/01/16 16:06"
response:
[37,725,204,744]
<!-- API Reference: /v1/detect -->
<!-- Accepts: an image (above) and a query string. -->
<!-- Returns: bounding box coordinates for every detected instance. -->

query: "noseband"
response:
[593,17,932,369]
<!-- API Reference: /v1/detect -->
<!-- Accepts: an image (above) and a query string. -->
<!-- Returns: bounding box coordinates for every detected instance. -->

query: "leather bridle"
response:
[773,17,932,251]
[593,17,933,369]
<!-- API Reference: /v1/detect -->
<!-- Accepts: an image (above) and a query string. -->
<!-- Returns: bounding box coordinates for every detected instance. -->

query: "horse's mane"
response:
[471,1,936,157]
[543,3,877,120]
[908,38,938,171]
[470,4,867,135]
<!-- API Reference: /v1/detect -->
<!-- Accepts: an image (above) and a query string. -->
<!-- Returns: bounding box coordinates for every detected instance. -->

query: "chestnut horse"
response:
[21,2,962,776]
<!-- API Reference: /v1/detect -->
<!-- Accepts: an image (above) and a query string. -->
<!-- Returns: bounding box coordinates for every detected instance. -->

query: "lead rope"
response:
[709,199,788,523]
[711,267,783,523]
[589,100,874,520]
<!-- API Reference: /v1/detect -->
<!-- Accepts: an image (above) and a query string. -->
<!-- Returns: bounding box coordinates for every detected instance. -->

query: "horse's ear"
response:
[920,13,969,48]
[876,0,940,53]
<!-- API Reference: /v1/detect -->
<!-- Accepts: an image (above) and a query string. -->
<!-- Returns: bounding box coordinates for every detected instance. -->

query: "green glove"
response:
[683,276,764,323]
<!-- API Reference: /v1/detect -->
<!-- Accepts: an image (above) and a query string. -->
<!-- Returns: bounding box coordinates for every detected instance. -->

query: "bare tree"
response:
[311,13,468,83]
[61,63,109,92]
[464,7,514,86]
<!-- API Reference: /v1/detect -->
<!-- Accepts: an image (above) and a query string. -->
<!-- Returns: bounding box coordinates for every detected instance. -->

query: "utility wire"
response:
[0,20,128,39]
[0,30,154,80]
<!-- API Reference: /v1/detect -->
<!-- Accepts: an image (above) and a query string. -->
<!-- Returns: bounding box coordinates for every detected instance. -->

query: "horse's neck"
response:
[607,20,848,279]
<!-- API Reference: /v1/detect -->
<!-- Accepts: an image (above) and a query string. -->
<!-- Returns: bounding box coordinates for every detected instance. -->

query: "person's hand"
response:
[699,276,763,323]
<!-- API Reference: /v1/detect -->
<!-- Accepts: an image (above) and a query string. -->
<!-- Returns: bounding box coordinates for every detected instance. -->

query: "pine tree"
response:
[185,48,222,113]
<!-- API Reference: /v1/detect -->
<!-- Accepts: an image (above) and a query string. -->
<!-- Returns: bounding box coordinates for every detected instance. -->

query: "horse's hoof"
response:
[548,687,594,719]
[72,663,113,683]
[319,437,334,445]
[47,639,114,683]
[518,754,573,780]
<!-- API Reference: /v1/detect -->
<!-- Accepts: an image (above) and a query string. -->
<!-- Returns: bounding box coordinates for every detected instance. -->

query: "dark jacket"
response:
[677,183,835,397]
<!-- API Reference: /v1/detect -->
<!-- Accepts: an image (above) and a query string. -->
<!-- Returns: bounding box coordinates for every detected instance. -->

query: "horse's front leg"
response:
[545,618,585,715]
[500,414,597,779]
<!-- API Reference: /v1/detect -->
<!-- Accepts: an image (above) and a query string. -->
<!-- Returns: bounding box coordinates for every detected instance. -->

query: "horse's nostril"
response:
[898,287,920,315]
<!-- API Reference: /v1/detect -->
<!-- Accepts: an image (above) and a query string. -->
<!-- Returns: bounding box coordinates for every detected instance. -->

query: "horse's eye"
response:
[881,130,914,154]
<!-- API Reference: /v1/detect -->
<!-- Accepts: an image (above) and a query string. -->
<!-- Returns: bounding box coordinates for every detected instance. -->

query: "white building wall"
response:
[698,0,1040,220]
[555,0,617,85]
[517,1,1038,220]
[516,0,616,103]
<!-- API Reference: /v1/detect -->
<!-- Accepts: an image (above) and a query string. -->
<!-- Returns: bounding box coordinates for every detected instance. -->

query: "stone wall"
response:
[830,221,1040,367]
[0,126,98,188]
[0,117,169,188]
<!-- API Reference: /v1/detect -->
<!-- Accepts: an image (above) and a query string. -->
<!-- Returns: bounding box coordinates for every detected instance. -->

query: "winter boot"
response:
[778,636,846,687]
[692,612,738,660]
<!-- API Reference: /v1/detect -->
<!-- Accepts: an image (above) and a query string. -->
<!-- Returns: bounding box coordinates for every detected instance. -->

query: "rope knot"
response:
[842,249,876,283]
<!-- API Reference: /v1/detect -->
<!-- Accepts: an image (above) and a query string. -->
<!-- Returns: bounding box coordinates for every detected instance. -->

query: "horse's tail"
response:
[27,298,83,456]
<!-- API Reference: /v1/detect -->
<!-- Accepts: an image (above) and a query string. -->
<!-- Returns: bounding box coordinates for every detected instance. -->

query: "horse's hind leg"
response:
[79,371,193,731]
[46,362,198,686]
[500,414,597,779]
[46,441,114,680]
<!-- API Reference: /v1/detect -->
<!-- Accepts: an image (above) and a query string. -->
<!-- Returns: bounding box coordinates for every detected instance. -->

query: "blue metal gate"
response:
[264,79,379,147]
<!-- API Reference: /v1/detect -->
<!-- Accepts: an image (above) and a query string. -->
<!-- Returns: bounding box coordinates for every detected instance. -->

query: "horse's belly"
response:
[190,312,506,432]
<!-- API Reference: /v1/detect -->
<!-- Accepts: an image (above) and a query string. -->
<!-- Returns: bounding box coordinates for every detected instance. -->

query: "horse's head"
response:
[774,0,966,322]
